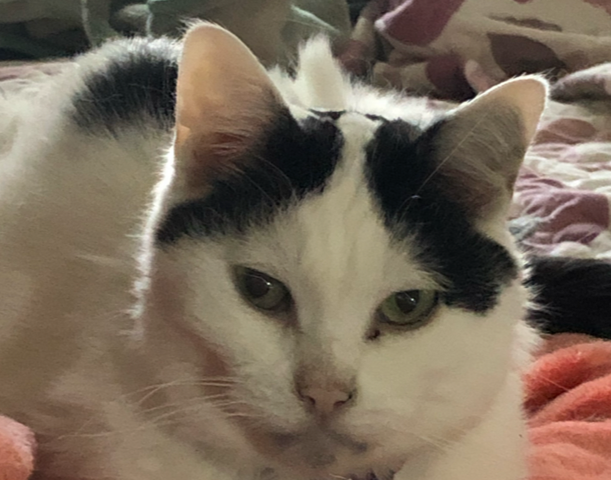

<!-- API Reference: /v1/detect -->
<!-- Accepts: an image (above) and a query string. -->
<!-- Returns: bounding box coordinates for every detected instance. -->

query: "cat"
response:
[0,22,546,480]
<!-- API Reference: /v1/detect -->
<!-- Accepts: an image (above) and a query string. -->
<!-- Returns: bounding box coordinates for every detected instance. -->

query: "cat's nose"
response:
[297,386,355,416]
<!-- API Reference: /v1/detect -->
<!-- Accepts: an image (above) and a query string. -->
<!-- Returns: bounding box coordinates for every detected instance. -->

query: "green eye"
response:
[377,290,438,328]
[235,267,292,312]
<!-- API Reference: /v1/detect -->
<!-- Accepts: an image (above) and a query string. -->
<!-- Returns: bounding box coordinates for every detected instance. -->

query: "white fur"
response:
[0,35,539,480]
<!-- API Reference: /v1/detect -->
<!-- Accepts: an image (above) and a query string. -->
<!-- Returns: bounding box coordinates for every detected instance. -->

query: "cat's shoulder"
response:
[69,36,180,135]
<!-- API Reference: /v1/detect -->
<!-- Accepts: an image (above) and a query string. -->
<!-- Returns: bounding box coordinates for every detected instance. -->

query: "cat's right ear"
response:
[173,23,285,196]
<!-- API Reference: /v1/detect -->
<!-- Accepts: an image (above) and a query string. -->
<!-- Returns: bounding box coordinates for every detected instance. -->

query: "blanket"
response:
[341,0,611,98]
[527,335,611,480]
[0,416,35,480]
[514,68,611,261]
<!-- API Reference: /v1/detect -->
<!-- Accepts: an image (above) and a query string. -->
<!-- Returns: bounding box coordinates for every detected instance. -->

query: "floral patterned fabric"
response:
[340,0,611,98]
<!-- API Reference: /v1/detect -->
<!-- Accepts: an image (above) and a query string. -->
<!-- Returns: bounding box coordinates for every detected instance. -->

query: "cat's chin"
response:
[269,457,396,480]
[236,422,402,480]
[270,460,399,480]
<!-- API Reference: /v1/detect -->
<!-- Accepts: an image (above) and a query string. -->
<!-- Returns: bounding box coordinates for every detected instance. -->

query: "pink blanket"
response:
[0,416,35,480]
[527,335,611,480]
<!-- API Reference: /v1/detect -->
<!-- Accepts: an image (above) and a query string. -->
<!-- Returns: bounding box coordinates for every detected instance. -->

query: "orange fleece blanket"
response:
[0,415,35,480]
[527,334,611,480]
[3,334,610,479]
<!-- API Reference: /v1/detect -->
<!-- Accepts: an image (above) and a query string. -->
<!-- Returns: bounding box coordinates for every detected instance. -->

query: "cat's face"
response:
[137,24,545,479]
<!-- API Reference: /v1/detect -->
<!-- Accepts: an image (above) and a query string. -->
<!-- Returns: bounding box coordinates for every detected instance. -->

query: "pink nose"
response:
[298,386,355,416]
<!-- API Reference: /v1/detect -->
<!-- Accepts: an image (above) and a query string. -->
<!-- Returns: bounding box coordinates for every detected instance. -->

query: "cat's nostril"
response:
[298,386,355,415]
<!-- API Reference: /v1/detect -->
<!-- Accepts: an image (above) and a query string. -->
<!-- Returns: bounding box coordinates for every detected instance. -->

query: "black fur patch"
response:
[71,38,179,135]
[526,256,611,339]
[156,112,343,244]
[364,113,388,123]
[365,120,517,313]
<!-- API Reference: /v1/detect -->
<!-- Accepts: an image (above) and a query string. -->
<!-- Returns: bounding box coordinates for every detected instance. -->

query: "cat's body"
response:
[0,25,546,480]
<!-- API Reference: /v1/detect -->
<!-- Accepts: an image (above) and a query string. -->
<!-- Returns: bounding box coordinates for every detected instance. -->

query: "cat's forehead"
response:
[261,118,436,295]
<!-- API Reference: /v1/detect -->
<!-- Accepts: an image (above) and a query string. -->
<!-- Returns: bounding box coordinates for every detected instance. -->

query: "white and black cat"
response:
[0,23,547,480]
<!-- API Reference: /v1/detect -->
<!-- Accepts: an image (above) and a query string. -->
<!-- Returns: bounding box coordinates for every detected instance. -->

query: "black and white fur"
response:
[0,24,547,480]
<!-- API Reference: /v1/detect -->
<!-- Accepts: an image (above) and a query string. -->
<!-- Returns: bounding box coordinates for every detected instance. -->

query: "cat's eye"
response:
[377,290,438,328]
[235,267,292,313]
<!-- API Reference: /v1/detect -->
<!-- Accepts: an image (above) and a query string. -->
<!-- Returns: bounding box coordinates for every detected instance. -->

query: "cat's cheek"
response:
[351,300,521,444]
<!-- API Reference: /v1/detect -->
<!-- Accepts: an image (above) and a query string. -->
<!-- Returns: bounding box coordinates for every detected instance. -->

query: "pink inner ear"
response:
[175,120,276,197]
[172,24,286,195]
[174,83,285,195]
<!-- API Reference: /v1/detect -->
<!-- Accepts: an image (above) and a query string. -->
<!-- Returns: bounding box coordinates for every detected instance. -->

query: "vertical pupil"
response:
[395,291,419,313]
[245,273,272,298]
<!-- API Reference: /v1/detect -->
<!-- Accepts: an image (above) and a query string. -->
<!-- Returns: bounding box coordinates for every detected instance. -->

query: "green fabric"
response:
[0,30,70,59]
[0,0,350,64]
[145,0,351,66]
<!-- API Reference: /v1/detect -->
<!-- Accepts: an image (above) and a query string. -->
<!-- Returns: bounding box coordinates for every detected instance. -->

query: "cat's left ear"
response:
[173,23,285,196]
[428,76,547,219]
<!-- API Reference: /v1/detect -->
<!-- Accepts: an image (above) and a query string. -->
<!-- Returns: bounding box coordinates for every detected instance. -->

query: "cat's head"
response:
[135,23,546,479]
